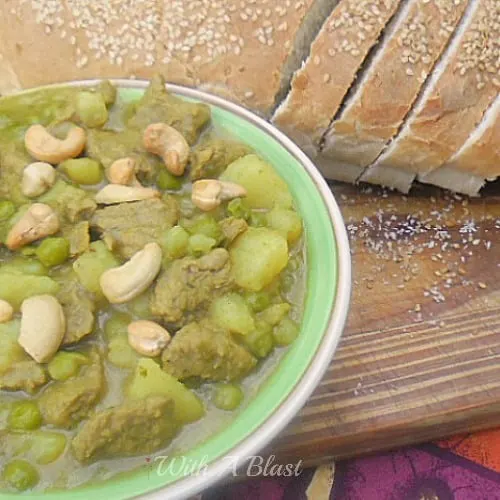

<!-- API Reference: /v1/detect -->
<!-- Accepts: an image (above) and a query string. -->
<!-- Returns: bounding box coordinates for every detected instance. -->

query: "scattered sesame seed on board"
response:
[342,182,498,318]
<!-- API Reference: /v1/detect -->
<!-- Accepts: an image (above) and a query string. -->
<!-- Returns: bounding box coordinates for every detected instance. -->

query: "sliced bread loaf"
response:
[271,0,403,154]
[361,0,499,191]
[320,0,469,183]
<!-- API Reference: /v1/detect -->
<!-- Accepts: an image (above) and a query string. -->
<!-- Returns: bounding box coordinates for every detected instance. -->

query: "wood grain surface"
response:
[269,179,500,467]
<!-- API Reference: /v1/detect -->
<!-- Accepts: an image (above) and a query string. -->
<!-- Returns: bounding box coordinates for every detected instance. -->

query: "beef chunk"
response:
[57,279,95,345]
[219,217,248,244]
[190,135,252,180]
[162,320,257,382]
[65,221,90,256]
[71,396,178,462]
[126,75,210,145]
[151,248,233,326]
[91,198,178,259]
[86,128,162,183]
[0,360,47,394]
[38,351,105,428]
[0,322,47,393]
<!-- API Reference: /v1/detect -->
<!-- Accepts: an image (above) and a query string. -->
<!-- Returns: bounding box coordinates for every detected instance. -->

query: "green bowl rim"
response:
[0,80,351,499]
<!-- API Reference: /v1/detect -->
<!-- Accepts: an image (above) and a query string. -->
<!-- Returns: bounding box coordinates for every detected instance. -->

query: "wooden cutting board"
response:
[268,179,500,467]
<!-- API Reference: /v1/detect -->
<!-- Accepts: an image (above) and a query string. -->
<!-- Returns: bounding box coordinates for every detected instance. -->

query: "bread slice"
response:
[419,96,499,194]
[155,0,336,117]
[271,0,403,153]
[0,0,163,88]
[320,0,469,183]
[361,0,499,191]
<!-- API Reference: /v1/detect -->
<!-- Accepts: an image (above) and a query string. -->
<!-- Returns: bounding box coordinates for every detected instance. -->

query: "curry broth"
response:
[0,77,306,492]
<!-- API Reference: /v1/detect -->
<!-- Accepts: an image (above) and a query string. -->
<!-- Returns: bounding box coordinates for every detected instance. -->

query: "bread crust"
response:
[423,96,500,181]
[272,0,401,145]
[321,0,468,171]
[372,0,499,176]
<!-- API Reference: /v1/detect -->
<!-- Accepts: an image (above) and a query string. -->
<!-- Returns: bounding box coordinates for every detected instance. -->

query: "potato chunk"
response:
[73,241,119,298]
[230,227,288,291]
[220,155,293,209]
[210,293,255,335]
[127,358,204,424]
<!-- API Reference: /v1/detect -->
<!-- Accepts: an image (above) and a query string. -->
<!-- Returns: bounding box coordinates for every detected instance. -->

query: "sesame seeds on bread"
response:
[155,0,336,116]
[272,0,402,151]
[361,0,499,191]
[0,0,162,87]
[320,0,469,184]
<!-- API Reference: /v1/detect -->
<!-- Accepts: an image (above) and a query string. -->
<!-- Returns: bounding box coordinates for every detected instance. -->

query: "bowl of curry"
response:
[0,76,351,498]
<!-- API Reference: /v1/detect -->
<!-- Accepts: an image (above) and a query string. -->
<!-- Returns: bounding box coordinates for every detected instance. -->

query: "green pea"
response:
[35,237,70,268]
[160,226,189,259]
[48,352,89,381]
[259,303,291,326]
[60,158,103,185]
[76,91,108,128]
[227,198,250,220]
[104,312,131,339]
[213,383,244,411]
[29,431,67,465]
[0,256,47,276]
[97,81,117,107]
[127,291,151,317]
[188,234,216,256]
[182,214,223,241]
[157,170,183,191]
[242,321,274,358]
[273,317,299,346]
[107,335,138,370]
[245,291,271,313]
[8,401,42,431]
[2,460,39,491]
[249,211,268,228]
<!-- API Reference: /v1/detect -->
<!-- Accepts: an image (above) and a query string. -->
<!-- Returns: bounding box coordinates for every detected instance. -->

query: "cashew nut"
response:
[191,180,247,211]
[107,158,140,186]
[6,203,60,250]
[22,162,56,198]
[0,300,14,324]
[127,320,171,357]
[18,295,66,363]
[143,123,189,176]
[95,184,160,205]
[100,242,162,304]
[24,124,87,164]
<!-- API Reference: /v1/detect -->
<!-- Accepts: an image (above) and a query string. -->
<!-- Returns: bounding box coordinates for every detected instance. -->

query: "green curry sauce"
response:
[0,76,305,492]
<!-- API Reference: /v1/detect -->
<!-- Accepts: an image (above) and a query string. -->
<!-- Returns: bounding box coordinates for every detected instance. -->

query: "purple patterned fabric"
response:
[205,444,500,499]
